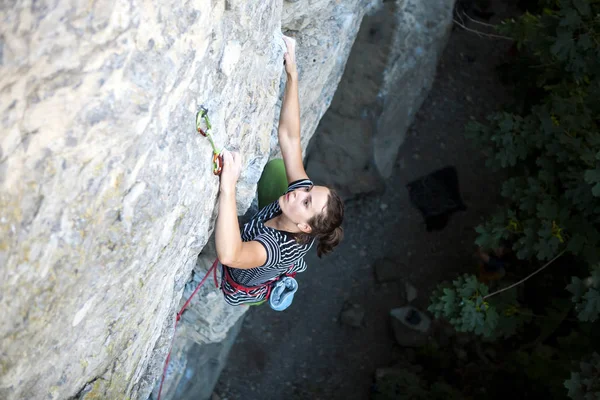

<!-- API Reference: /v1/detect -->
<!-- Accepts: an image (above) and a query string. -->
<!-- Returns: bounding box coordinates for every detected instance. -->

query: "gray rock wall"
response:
[0,0,380,399]
[305,0,456,199]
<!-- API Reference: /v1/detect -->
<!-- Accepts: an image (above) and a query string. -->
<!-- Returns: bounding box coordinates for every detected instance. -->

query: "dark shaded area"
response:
[406,166,467,232]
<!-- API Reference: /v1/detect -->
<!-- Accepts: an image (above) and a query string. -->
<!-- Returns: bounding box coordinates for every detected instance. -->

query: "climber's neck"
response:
[265,214,300,234]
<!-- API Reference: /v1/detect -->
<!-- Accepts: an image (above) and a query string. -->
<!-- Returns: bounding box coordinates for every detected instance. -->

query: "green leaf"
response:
[561,7,582,27]
[567,276,586,301]
[565,353,600,400]
[484,307,500,337]
[572,0,591,16]
[579,361,593,376]
[536,227,558,260]
[550,30,575,61]
[461,301,485,333]
[458,275,480,298]
[565,372,582,399]
[537,199,559,220]
[591,265,600,287]
[577,289,600,322]
[592,183,600,197]
[499,115,514,132]
[577,34,593,51]
[584,168,600,185]
[441,290,458,318]
[567,234,587,254]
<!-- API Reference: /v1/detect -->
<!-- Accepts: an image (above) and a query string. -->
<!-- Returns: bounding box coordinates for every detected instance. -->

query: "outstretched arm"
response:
[215,150,268,269]
[278,36,309,183]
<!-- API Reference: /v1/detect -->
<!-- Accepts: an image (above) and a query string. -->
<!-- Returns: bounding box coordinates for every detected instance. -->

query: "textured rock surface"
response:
[150,306,245,400]
[0,1,379,399]
[305,0,455,199]
[270,0,379,159]
[1,1,281,398]
[390,306,432,347]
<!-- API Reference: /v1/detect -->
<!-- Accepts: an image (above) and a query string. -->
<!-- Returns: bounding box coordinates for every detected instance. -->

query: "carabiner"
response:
[196,106,211,137]
[213,153,223,176]
[196,106,223,176]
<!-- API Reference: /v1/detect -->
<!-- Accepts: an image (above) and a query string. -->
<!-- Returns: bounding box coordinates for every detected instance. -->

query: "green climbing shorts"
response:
[257,158,288,210]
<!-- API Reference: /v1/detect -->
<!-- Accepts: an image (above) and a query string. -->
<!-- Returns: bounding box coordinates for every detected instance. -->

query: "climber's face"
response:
[279,184,330,234]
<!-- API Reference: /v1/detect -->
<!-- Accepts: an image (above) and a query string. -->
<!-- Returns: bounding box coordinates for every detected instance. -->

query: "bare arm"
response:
[278,36,309,183]
[215,150,268,269]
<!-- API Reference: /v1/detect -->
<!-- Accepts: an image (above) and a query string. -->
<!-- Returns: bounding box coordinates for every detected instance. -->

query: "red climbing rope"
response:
[156,259,296,399]
[157,258,220,400]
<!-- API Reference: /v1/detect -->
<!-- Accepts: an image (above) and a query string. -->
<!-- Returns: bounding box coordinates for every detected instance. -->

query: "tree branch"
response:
[483,249,567,300]
[461,11,496,28]
[453,18,513,41]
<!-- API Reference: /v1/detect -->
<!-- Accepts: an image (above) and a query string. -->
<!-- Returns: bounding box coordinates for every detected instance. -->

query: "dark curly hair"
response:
[296,188,344,257]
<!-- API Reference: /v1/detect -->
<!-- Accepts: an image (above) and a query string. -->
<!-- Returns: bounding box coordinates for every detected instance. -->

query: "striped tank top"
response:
[221,179,315,305]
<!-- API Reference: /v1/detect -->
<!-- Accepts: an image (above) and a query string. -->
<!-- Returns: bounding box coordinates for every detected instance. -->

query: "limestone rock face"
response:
[305,0,456,199]
[0,0,380,399]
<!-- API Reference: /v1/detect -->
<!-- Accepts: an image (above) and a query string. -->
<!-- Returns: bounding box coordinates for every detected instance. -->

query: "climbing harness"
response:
[220,262,297,301]
[196,106,223,176]
[157,260,297,399]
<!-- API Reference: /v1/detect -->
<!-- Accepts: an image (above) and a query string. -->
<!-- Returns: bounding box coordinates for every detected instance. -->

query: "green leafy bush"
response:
[427,1,600,399]
[467,0,600,268]
[567,264,600,322]
[564,352,600,400]
[428,274,531,339]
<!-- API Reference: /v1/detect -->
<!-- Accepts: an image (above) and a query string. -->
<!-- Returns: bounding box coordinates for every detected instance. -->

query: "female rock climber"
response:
[214,36,344,308]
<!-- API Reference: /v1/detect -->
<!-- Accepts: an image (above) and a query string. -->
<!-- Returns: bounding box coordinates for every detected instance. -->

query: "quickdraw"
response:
[196,106,223,176]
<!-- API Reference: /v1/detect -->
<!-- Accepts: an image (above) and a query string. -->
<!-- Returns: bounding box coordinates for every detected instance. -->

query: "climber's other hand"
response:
[219,149,242,194]
[283,35,297,78]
